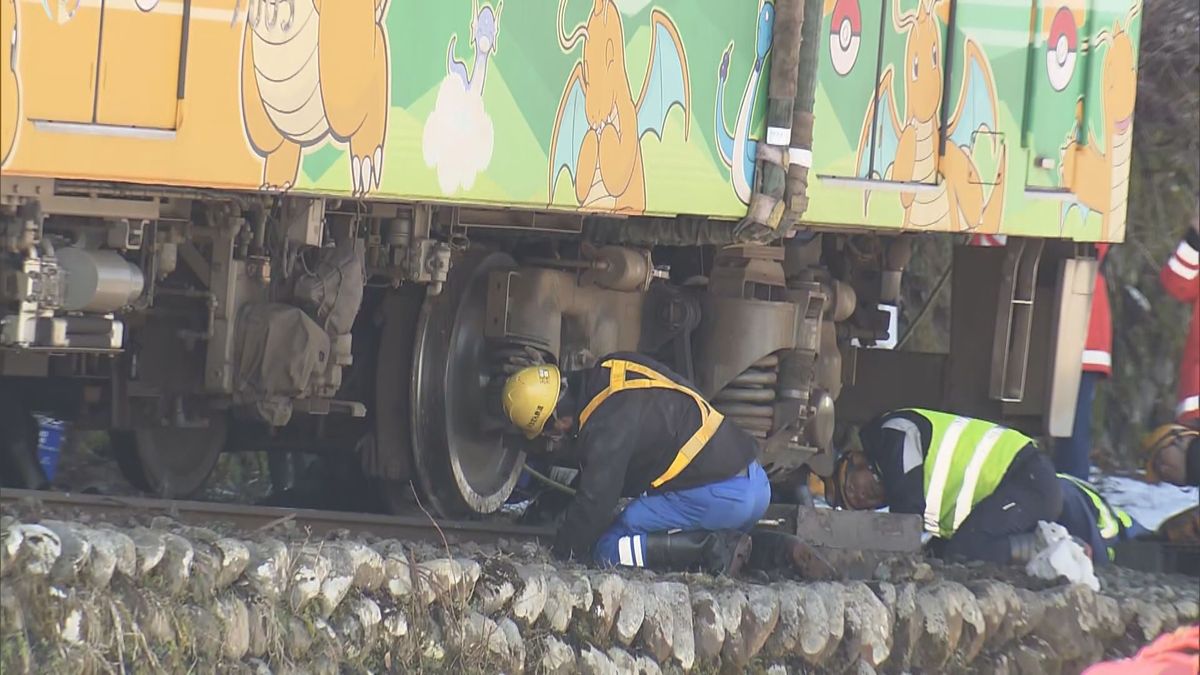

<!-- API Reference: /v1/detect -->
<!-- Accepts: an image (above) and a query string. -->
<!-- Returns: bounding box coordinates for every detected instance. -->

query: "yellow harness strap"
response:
[578,359,726,488]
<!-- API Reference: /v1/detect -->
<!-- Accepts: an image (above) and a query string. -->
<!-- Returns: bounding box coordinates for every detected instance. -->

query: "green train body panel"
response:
[0,0,1141,242]
[806,0,1142,243]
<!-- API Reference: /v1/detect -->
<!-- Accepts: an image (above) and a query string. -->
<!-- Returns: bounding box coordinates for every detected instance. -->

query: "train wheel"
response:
[409,249,525,517]
[113,415,227,498]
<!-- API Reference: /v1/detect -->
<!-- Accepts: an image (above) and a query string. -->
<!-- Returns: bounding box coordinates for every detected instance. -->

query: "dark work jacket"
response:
[859,410,1037,517]
[552,352,759,561]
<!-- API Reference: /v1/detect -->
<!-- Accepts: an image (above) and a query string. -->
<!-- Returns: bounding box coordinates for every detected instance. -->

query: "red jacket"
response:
[969,236,1111,377]
[1083,243,1113,377]
[1161,229,1200,423]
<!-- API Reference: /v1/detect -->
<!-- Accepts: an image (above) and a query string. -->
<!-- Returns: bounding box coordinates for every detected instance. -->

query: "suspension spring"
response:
[712,354,780,439]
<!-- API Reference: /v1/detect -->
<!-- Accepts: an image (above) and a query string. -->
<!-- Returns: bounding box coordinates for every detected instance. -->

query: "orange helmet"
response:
[828,450,878,509]
[1140,423,1198,482]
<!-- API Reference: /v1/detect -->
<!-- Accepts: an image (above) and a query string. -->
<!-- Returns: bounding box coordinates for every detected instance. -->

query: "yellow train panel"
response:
[4,0,261,189]
[95,0,184,129]
[15,0,101,124]
[0,0,17,164]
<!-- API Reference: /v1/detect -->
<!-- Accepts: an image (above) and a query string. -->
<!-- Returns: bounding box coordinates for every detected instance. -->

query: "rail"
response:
[0,488,554,545]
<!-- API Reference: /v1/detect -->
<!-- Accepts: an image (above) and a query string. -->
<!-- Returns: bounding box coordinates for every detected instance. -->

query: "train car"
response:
[0,0,1142,514]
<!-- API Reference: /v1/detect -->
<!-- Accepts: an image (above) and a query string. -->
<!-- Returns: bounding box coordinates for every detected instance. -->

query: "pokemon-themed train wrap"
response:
[0,0,1141,242]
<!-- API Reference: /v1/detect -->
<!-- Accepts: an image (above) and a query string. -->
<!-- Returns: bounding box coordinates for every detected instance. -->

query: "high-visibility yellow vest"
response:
[579,359,725,489]
[1058,473,1133,545]
[906,408,1033,538]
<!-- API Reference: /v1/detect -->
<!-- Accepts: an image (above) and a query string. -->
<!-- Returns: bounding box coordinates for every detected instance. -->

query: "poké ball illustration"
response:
[829,0,862,76]
[1046,5,1079,92]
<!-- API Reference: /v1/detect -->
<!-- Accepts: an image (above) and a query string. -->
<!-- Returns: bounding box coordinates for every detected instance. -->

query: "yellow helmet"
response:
[1141,423,1198,482]
[502,364,562,439]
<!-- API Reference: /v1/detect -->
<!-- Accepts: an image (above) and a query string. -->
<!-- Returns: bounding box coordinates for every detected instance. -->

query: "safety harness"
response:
[906,409,1032,538]
[578,359,725,489]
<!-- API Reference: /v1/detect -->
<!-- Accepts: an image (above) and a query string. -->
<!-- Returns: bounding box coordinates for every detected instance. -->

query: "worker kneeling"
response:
[832,408,1064,564]
[501,352,774,575]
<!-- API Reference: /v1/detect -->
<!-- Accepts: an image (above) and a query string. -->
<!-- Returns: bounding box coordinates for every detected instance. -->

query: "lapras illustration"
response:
[1061,0,1141,241]
[714,0,774,205]
[423,0,503,195]
[855,0,1007,233]
[548,0,691,214]
[240,0,391,196]
[1,0,19,167]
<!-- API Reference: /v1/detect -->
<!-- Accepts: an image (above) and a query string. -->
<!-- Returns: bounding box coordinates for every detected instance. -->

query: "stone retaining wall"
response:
[1,513,1195,674]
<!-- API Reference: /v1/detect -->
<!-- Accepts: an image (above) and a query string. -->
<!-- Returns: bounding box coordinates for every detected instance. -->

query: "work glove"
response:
[518,488,573,527]
[499,345,549,374]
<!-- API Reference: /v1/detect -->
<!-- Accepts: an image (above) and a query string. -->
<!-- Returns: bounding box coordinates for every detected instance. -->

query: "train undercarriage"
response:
[0,178,1097,515]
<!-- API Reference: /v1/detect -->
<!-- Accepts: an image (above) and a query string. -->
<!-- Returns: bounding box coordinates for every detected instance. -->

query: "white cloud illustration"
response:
[422,75,495,195]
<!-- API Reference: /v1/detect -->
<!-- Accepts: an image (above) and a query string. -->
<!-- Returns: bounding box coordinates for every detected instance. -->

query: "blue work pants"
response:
[1055,370,1101,480]
[941,451,1063,563]
[594,461,772,567]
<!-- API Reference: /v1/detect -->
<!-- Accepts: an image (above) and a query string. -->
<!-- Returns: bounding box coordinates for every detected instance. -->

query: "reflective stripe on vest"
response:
[1116,509,1133,529]
[579,359,725,489]
[907,409,1031,538]
[1059,473,1123,540]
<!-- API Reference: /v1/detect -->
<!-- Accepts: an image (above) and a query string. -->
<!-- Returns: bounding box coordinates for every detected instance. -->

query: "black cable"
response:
[896,235,971,350]
[523,465,577,496]
[896,260,952,350]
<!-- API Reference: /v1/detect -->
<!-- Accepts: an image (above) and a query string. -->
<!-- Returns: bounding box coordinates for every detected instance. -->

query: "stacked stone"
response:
[1,513,1195,675]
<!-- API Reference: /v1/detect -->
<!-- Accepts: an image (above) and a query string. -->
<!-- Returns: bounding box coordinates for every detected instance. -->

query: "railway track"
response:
[0,487,554,545]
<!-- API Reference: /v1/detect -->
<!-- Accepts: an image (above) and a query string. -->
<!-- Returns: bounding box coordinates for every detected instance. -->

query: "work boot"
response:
[1008,532,1039,564]
[748,530,839,580]
[641,530,752,576]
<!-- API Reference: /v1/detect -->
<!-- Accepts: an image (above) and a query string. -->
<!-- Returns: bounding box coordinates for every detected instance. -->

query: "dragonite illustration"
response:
[715,0,774,205]
[855,0,1007,233]
[240,0,391,196]
[1061,0,1140,241]
[1,0,19,168]
[549,0,691,214]
[448,0,502,93]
